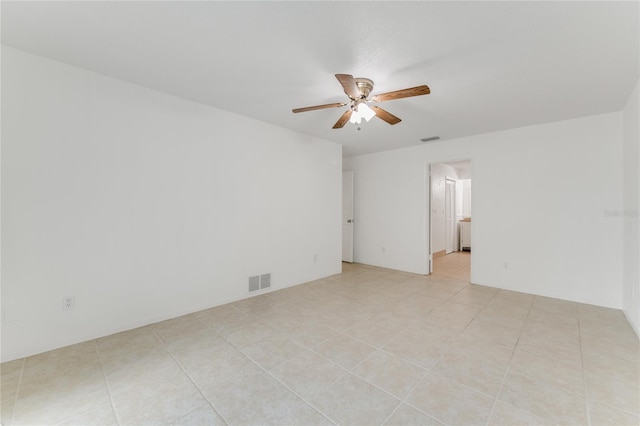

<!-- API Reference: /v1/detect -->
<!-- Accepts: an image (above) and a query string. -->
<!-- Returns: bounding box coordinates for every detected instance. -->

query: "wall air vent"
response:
[249,276,260,292]
[420,136,440,143]
[260,273,271,289]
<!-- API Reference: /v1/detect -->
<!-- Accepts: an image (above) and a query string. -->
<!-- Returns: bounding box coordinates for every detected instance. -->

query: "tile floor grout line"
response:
[223,339,340,425]
[93,339,123,426]
[400,387,450,426]
[578,315,593,426]
[152,330,230,426]
[378,367,430,425]
[482,294,536,426]
[376,332,455,425]
[235,317,426,425]
[6,357,26,426]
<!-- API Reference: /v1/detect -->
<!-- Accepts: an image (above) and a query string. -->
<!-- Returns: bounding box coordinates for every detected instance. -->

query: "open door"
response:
[428,165,433,274]
[445,178,456,254]
[342,171,354,262]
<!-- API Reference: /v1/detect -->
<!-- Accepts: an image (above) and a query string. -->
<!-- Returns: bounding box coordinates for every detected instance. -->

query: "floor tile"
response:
[278,403,336,426]
[488,400,554,425]
[0,359,24,425]
[588,401,640,426]
[530,296,578,317]
[12,369,112,426]
[447,335,514,369]
[96,327,166,373]
[239,332,307,370]
[425,303,476,329]
[173,340,259,395]
[22,341,100,380]
[194,303,248,331]
[509,347,584,396]
[498,372,587,424]
[383,333,448,370]
[462,318,522,347]
[222,322,279,348]
[386,295,442,320]
[319,307,372,331]
[582,350,640,385]
[56,404,119,426]
[270,350,347,399]
[204,366,303,425]
[104,354,207,425]
[431,352,506,397]
[169,403,226,425]
[416,283,460,299]
[482,301,530,321]
[12,343,111,426]
[351,350,426,399]
[586,372,640,415]
[343,316,406,348]
[581,333,640,363]
[314,333,377,370]
[309,374,400,426]
[383,403,444,425]
[151,313,207,344]
[282,318,339,348]
[516,335,583,369]
[405,372,495,425]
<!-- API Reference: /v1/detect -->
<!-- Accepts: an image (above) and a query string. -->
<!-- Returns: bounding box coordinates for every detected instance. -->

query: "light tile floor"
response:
[2,253,639,425]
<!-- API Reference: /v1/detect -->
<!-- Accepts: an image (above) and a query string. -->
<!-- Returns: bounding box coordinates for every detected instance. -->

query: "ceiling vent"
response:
[420,136,440,143]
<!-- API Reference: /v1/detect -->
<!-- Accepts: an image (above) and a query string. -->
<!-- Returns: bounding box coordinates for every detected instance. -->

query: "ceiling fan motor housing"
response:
[353,78,374,99]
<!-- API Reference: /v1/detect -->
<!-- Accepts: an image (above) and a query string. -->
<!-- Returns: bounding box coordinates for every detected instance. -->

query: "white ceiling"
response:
[2,1,638,157]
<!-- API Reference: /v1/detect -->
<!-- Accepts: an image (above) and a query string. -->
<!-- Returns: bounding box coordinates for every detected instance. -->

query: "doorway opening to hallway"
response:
[428,159,472,280]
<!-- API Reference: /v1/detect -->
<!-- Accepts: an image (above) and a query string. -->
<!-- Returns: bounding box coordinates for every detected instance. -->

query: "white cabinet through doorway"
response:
[459,221,471,251]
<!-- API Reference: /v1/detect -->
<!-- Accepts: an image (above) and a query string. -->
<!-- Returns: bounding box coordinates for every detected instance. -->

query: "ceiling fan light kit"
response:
[349,102,375,125]
[292,74,430,129]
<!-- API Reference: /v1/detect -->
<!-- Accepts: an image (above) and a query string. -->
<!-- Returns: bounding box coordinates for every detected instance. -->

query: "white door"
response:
[342,171,354,262]
[445,179,456,254]
[428,168,433,273]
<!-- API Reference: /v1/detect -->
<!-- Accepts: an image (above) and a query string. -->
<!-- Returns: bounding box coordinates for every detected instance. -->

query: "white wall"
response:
[1,47,343,362]
[344,112,624,308]
[623,79,640,336]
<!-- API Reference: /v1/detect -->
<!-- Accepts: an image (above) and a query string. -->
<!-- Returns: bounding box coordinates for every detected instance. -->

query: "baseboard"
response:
[433,250,446,259]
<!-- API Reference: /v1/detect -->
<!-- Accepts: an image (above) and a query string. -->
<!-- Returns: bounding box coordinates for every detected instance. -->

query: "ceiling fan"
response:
[292,74,430,129]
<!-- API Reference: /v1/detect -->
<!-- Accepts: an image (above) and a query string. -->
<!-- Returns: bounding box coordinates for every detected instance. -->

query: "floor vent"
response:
[249,276,260,292]
[260,273,271,289]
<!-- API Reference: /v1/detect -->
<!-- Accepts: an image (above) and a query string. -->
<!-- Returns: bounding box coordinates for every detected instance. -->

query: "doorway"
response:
[428,160,472,280]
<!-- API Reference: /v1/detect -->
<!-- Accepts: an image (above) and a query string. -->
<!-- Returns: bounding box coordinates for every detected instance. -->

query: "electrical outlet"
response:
[62,296,75,310]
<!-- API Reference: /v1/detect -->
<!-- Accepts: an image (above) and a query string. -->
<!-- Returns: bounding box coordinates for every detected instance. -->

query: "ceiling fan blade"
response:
[292,102,346,113]
[335,74,360,99]
[371,106,401,125]
[332,109,352,129]
[371,85,430,102]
